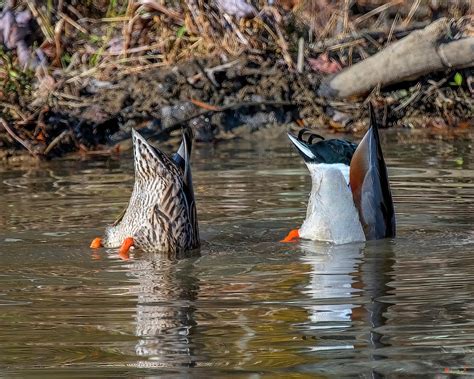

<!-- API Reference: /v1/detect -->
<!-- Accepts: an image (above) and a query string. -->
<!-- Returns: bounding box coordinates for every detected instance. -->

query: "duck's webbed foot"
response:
[280,229,300,243]
[90,238,103,248]
[118,237,134,260]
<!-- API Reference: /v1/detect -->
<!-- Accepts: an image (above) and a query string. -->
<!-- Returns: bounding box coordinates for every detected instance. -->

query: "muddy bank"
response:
[1,52,473,160]
[0,1,473,160]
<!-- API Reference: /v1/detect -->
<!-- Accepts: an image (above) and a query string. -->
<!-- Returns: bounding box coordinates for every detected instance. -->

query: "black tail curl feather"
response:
[297,128,325,145]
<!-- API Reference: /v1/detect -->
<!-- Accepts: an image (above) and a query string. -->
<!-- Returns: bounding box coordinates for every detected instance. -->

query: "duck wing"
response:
[174,128,199,248]
[349,104,396,240]
[172,127,194,190]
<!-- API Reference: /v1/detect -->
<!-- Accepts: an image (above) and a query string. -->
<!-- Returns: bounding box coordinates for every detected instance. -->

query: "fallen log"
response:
[318,18,474,99]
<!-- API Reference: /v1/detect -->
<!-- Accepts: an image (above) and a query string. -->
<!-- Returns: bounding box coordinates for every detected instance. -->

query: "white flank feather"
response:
[299,163,365,244]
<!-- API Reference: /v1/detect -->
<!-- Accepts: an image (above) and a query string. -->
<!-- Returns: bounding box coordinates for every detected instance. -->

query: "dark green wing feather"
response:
[288,129,357,165]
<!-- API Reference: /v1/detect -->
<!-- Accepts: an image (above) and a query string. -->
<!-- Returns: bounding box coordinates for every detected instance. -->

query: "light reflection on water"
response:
[0,130,473,377]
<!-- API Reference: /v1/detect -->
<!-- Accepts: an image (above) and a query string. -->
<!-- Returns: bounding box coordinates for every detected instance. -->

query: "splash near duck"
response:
[90,128,200,258]
[282,104,396,245]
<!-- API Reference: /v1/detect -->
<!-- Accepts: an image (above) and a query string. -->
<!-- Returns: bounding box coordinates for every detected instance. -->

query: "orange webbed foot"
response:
[118,237,134,261]
[280,229,300,243]
[90,237,103,249]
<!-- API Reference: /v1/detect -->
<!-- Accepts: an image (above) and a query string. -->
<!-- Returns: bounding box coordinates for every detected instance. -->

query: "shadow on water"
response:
[0,130,473,377]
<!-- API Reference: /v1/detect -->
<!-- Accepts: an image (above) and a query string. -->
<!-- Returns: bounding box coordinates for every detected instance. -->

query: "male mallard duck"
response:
[282,104,396,244]
[90,128,200,257]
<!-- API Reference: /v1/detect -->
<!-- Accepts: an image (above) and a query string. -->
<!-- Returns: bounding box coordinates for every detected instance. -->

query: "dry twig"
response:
[0,118,37,157]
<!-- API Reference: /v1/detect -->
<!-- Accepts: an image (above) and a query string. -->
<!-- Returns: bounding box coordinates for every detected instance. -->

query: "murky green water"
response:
[0,129,473,377]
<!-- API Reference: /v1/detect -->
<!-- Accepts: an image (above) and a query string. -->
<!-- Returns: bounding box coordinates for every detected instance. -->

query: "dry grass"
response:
[0,0,471,83]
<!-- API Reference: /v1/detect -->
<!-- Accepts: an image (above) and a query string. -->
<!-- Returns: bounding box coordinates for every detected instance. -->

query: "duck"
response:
[90,128,200,258]
[282,104,396,245]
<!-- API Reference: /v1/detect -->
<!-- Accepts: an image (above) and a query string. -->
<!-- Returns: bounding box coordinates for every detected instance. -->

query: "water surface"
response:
[0,129,473,377]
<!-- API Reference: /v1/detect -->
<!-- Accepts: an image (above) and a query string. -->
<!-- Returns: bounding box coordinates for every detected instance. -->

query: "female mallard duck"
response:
[282,104,396,244]
[90,128,200,257]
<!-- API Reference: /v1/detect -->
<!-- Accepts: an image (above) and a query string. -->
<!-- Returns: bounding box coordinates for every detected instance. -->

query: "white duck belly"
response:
[299,163,365,244]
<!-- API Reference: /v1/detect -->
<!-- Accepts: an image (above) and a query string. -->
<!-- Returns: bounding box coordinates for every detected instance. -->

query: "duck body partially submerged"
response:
[284,105,396,244]
[298,162,366,244]
[91,128,199,256]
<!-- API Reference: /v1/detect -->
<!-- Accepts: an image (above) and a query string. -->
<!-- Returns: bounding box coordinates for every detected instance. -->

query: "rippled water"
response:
[0,129,473,377]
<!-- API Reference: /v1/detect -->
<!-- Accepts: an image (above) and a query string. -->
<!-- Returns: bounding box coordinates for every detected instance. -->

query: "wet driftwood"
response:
[318,18,474,98]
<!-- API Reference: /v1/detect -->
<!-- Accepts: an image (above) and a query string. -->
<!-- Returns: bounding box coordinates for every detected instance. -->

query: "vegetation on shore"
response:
[0,0,473,159]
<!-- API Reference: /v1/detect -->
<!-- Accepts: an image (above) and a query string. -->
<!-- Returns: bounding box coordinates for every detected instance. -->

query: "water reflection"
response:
[300,241,364,328]
[295,240,395,375]
[126,251,200,368]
